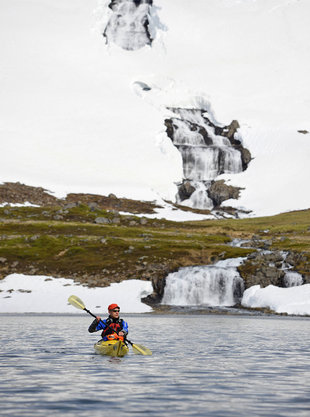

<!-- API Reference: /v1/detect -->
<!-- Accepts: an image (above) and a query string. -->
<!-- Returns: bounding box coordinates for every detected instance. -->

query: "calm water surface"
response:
[1,314,310,417]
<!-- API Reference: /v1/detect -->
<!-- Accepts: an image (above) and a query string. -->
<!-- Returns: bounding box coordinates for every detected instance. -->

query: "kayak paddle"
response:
[68,295,152,356]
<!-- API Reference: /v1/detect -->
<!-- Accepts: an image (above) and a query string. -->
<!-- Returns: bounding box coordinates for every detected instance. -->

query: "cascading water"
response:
[161,259,245,307]
[103,0,153,50]
[165,108,251,210]
[283,271,303,287]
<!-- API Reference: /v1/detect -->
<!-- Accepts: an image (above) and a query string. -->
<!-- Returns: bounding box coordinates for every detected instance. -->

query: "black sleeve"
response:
[88,319,98,333]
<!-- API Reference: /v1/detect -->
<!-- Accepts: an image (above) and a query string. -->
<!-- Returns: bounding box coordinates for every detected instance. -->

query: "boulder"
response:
[208,180,242,206]
[95,217,110,224]
[177,181,196,201]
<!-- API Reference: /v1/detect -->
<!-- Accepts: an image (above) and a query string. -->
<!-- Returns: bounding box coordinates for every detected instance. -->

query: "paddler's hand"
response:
[96,316,101,322]
[118,331,125,336]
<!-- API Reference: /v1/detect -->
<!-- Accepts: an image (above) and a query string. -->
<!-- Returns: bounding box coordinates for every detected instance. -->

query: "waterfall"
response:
[165,108,251,210]
[103,0,153,51]
[180,146,243,180]
[283,271,303,287]
[161,260,245,307]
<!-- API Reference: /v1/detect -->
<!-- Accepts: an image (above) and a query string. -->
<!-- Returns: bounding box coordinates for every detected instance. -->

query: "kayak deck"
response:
[94,340,129,357]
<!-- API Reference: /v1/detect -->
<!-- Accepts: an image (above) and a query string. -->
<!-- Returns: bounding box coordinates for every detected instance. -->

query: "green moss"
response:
[0,206,309,281]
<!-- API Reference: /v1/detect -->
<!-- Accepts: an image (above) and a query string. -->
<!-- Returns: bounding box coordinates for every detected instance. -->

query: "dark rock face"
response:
[207,180,242,207]
[104,0,153,50]
[164,108,252,211]
[177,181,196,201]
[142,274,166,306]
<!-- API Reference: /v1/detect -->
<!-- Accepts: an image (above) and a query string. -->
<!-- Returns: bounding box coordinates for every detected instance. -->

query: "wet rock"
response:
[208,180,242,207]
[142,275,166,306]
[177,181,196,201]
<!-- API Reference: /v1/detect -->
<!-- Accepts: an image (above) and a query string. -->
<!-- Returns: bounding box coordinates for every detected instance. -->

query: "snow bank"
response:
[242,284,310,316]
[0,274,153,313]
[2,273,310,316]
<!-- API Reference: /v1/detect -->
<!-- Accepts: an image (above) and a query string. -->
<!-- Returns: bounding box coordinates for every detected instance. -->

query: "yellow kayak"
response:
[94,340,129,357]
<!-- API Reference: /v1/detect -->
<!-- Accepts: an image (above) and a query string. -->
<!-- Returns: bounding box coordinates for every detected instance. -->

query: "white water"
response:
[104,0,153,51]
[162,261,244,307]
[179,181,214,209]
[168,108,244,209]
[283,271,303,287]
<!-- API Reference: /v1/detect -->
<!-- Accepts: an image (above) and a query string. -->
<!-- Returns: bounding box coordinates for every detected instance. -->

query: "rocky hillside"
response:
[0,183,309,308]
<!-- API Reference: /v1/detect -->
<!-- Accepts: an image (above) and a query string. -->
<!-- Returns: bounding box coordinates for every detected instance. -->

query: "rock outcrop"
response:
[207,180,242,207]
[0,182,160,214]
[238,250,310,289]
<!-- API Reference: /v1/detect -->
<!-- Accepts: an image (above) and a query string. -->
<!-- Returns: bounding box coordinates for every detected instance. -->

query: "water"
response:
[162,263,244,306]
[166,108,246,209]
[1,314,310,417]
[104,0,153,51]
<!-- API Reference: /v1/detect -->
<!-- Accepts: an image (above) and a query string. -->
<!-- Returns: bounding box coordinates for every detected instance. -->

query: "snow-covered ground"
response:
[0,274,153,313]
[242,284,310,316]
[1,273,310,316]
[1,0,309,216]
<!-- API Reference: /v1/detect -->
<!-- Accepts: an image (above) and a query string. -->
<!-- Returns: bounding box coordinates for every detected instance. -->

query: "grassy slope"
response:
[0,206,309,287]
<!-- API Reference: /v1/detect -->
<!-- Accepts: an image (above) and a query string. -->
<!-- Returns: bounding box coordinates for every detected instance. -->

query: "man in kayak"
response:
[88,303,128,341]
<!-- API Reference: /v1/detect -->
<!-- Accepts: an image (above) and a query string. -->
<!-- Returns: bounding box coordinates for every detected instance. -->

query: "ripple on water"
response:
[1,314,310,417]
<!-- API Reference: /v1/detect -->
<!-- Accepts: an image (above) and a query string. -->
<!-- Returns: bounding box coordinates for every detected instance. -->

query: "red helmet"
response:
[108,303,119,311]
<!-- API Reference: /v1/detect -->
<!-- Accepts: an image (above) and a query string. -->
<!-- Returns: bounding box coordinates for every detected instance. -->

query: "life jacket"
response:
[101,317,124,339]
[106,334,124,342]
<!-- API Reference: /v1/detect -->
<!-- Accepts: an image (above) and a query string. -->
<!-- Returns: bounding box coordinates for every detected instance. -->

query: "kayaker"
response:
[88,303,128,341]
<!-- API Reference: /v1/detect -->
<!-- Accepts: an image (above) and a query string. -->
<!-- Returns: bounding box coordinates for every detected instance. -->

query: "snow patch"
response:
[0,274,153,313]
[241,284,310,316]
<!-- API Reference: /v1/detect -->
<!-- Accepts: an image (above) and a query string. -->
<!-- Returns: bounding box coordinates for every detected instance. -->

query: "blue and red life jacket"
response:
[96,317,128,341]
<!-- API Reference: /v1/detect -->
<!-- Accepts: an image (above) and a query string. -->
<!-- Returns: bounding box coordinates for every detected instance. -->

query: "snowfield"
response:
[0,0,309,216]
[0,274,153,313]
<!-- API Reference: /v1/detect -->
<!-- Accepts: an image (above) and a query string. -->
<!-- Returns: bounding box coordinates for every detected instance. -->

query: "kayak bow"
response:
[94,339,129,357]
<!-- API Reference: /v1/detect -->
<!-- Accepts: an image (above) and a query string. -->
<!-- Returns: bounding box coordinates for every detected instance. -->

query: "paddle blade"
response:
[132,343,152,356]
[68,295,85,310]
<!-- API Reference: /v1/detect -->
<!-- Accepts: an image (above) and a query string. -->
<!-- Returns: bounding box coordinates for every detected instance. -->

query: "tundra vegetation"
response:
[0,202,309,299]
